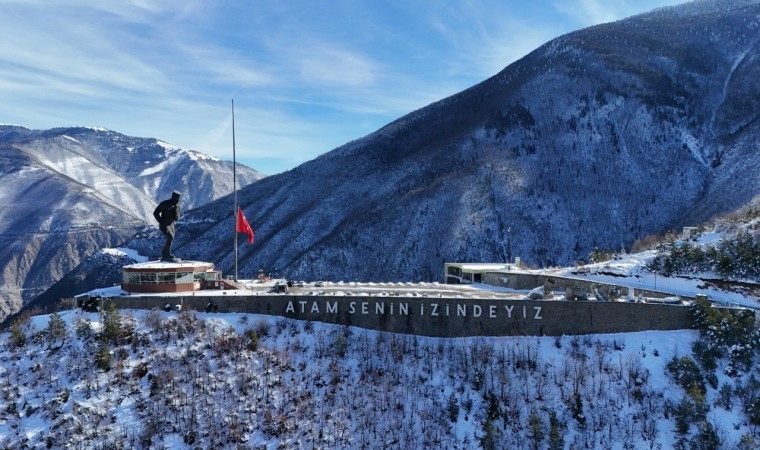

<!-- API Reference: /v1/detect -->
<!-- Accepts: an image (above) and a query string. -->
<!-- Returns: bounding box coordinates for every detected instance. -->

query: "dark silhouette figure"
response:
[153,191,181,261]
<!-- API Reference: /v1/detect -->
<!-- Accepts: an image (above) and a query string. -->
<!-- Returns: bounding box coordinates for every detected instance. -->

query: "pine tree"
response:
[547,411,564,450]
[75,317,93,340]
[673,396,695,435]
[744,396,760,427]
[101,301,122,344]
[528,410,545,450]
[47,311,67,343]
[737,432,759,450]
[479,418,498,450]
[690,421,721,450]
[245,328,259,352]
[571,392,586,427]
[666,356,705,393]
[9,319,25,348]
[95,343,111,372]
[447,392,459,423]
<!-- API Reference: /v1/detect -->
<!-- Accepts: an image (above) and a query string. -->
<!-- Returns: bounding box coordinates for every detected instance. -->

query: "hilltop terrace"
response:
[76,260,693,305]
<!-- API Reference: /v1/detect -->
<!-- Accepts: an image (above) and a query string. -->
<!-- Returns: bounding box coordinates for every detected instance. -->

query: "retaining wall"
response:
[110,294,696,337]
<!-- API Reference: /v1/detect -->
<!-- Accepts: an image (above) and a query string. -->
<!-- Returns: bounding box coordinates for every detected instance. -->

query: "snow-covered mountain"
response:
[151,0,760,283]
[0,126,265,216]
[0,126,265,321]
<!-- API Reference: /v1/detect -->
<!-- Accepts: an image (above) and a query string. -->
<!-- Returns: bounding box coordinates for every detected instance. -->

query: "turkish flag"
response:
[236,206,254,244]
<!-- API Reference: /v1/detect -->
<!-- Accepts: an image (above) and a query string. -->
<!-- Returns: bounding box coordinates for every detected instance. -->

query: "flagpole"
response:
[232,99,238,282]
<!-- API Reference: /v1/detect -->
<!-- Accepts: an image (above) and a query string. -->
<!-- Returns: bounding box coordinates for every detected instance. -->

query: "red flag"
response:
[236,206,254,244]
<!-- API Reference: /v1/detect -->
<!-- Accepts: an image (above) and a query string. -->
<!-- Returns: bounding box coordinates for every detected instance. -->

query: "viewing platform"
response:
[121,260,222,294]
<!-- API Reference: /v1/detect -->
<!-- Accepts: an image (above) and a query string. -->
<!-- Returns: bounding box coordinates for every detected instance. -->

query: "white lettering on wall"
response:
[283,300,544,321]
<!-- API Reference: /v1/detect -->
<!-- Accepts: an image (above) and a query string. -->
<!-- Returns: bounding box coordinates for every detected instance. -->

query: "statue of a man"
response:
[153,191,181,262]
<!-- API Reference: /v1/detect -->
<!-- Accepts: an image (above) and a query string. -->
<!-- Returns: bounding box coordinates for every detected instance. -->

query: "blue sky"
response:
[1,0,683,175]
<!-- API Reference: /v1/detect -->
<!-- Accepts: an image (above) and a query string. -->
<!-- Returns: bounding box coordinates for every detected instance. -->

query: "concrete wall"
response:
[110,294,696,337]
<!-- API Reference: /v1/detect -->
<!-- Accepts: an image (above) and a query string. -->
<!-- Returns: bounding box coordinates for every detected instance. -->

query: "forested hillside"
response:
[1,301,758,449]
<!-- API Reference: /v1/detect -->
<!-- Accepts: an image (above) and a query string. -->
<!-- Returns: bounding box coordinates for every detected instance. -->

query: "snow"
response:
[184,149,220,162]
[137,159,169,177]
[102,247,148,263]
[155,140,179,151]
[4,308,756,449]
[680,129,707,167]
[449,263,510,271]
[16,138,159,223]
[555,247,760,309]
[123,259,212,270]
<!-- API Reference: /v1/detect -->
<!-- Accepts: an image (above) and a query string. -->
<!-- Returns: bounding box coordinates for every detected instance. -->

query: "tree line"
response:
[648,230,760,281]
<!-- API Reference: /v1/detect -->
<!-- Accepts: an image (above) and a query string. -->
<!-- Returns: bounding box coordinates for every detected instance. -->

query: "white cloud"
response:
[294,43,379,87]
[553,0,619,26]
[418,2,561,80]
[553,0,683,27]
[0,0,696,175]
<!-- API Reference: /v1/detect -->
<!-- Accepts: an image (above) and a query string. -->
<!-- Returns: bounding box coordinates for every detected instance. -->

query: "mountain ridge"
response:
[160,0,760,283]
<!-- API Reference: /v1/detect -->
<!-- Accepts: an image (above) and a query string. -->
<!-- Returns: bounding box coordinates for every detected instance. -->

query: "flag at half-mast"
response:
[236,206,254,244]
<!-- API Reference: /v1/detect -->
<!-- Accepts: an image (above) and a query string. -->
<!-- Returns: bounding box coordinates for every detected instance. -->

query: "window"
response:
[176,272,193,283]
[125,273,141,284]
[142,273,157,283]
[124,268,219,285]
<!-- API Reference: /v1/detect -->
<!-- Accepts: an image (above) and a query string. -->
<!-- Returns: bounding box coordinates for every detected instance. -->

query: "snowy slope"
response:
[0,309,756,449]
[558,222,760,309]
[15,135,157,224]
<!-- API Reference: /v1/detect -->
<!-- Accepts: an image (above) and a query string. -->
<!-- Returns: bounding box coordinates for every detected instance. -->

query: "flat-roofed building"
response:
[444,262,510,284]
[122,260,221,294]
